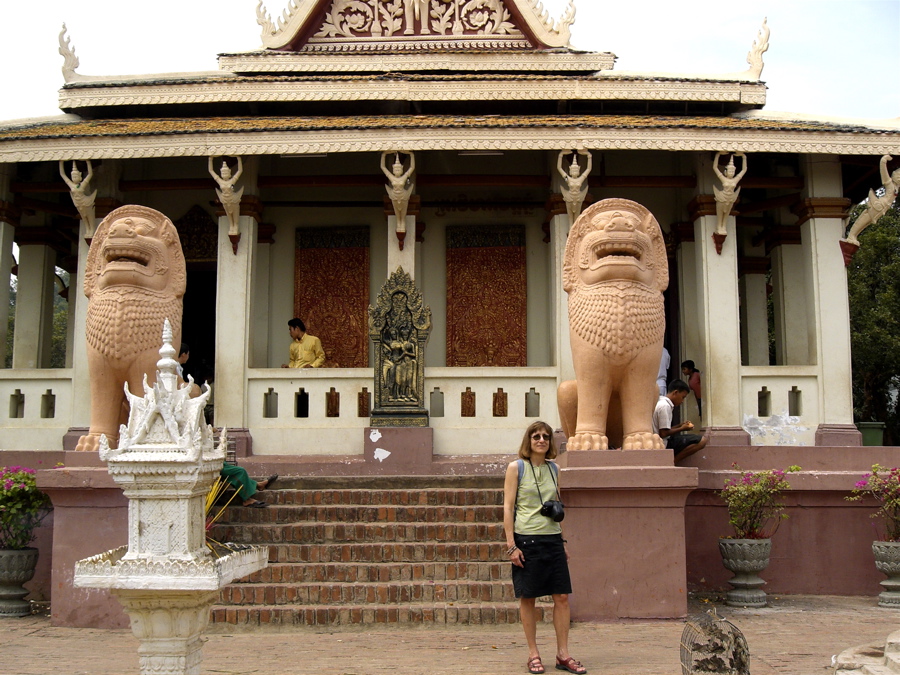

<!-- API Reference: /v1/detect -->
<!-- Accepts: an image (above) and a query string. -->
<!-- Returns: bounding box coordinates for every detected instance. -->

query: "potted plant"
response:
[0,465,52,617]
[847,464,900,606]
[717,464,800,607]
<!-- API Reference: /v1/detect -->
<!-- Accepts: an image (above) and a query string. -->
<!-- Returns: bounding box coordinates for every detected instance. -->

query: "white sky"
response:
[0,0,897,122]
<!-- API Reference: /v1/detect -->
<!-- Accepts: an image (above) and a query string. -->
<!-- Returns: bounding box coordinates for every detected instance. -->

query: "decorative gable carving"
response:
[258,0,574,51]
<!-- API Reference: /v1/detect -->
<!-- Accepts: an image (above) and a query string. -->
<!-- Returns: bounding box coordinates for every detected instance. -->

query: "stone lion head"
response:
[563,198,668,294]
[85,205,186,299]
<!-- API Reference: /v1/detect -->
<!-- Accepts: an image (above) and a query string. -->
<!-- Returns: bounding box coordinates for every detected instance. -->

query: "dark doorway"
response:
[181,265,217,386]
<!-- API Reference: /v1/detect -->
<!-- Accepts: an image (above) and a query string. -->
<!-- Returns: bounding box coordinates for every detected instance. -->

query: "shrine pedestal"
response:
[558,450,698,619]
[364,427,433,474]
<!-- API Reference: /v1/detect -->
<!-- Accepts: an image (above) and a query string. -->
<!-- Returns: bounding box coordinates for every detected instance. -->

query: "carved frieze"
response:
[3,125,898,165]
[258,0,574,50]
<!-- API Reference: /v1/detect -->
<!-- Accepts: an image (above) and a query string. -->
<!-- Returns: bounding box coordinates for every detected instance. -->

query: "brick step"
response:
[246,561,509,584]
[223,503,504,524]
[211,521,504,545]
[219,579,518,605]
[262,487,504,507]
[210,602,551,627]
[248,541,506,564]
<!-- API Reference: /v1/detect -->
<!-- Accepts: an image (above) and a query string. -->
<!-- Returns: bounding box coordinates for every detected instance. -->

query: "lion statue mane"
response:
[558,198,669,451]
[75,204,186,451]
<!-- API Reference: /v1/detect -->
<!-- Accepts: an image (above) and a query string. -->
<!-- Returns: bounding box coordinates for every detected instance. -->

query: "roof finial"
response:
[745,18,770,81]
[58,24,80,83]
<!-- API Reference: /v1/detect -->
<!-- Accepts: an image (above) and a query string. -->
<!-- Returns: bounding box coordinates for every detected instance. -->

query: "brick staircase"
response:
[209,475,552,627]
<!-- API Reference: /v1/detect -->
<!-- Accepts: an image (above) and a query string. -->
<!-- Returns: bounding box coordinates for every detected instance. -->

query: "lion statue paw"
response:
[568,432,609,451]
[74,432,105,453]
[622,432,665,451]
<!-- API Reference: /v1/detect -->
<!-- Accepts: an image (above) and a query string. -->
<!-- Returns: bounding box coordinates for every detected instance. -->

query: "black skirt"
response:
[511,533,573,599]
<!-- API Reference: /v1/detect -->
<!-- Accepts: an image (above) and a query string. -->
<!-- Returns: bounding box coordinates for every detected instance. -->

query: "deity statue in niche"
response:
[382,291,418,402]
[712,152,748,236]
[208,156,244,236]
[368,267,431,426]
[60,159,97,237]
[381,151,416,247]
[557,149,592,227]
[404,0,430,34]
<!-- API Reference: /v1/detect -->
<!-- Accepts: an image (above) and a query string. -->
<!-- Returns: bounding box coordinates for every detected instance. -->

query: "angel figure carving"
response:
[381,151,416,245]
[60,160,97,237]
[712,152,748,236]
[557,149,592,226]
[844,155,900,246]
[208,156,244,236]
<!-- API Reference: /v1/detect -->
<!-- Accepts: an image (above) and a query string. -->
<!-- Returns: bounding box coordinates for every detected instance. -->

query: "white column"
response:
[69,226,92,422]
[550,211,574,382]
[13,243,55,368]
[676,240,702,373]
[770,243,810,365]
[214,157,259,429]
[739,273,769,365]
[692,154,747,442]
[0,163,16,368]
[386,215,416,280]
[796,154,858,444]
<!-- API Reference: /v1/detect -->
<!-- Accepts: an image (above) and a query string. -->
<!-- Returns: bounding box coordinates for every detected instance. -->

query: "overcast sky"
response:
[0,0,897,122]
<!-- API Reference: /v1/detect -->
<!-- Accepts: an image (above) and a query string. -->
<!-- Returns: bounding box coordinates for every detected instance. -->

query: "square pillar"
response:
[770,242,811,365]
[0,201,17,367]
[739,272,769,365]
[69,226,92,424]
[690,154,748,444]
[214,214,259,428]
[12,242,55,369]
[795,155,858,445]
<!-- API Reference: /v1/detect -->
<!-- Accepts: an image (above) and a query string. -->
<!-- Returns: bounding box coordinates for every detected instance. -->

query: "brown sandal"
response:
[528,656,545,674]
[555,656,586,674]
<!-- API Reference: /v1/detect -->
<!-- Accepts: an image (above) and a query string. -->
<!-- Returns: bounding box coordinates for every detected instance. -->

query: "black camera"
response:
[540,500,565,522]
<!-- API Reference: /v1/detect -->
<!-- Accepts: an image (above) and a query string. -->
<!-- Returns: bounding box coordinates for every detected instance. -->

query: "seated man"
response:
[652,379,708,463]
[220,466,278,508]
[281,318,326,369]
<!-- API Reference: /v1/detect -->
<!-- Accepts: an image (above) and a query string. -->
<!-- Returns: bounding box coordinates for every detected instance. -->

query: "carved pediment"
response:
[258,0,575,51]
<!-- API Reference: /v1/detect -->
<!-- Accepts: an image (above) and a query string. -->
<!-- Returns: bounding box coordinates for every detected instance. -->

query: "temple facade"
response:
[0,1,898,458]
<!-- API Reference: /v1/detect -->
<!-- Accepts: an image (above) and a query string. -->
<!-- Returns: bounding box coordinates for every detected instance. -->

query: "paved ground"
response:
[3,595,898,675]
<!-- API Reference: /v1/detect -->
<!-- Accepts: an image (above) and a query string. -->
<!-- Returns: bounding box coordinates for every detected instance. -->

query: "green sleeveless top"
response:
[514,460,562,536]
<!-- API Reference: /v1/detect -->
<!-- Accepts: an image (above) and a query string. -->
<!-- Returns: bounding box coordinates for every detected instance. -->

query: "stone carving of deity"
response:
[381,151,416,247]
[712,152,748,237]
[208,156,244,237]
[368,267,432,426]
[845,155,900,246]
[404,0,430,34]
[557,149,592,226]
[60,159,97,237]
[382,292,418,402]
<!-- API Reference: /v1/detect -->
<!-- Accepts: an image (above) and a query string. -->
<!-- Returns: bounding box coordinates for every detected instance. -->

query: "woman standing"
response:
[503,421,587,674]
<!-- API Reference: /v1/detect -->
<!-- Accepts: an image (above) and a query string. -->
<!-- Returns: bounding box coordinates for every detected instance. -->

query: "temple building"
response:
[2,0,900,626]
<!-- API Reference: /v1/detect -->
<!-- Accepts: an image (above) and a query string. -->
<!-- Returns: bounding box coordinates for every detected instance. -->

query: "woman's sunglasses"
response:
[531,433,551,441]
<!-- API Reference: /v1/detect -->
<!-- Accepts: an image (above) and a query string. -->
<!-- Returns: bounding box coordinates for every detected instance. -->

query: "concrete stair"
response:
[209,476,552,627]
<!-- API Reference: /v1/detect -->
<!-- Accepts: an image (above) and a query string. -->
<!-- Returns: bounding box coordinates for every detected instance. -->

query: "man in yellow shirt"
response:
[281,318,326,368]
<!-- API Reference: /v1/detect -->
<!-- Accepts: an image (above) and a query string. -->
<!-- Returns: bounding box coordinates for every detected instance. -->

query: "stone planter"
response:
[0,548,39,617]
[872,541,900,607]
[718,538,772,608]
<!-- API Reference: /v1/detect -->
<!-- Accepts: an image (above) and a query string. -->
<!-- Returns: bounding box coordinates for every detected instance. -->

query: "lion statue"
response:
[557,198,669,451]
[75,205,187,451]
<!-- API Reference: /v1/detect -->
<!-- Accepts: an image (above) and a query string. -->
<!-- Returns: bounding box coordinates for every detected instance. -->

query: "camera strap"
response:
[527,459,561,503]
